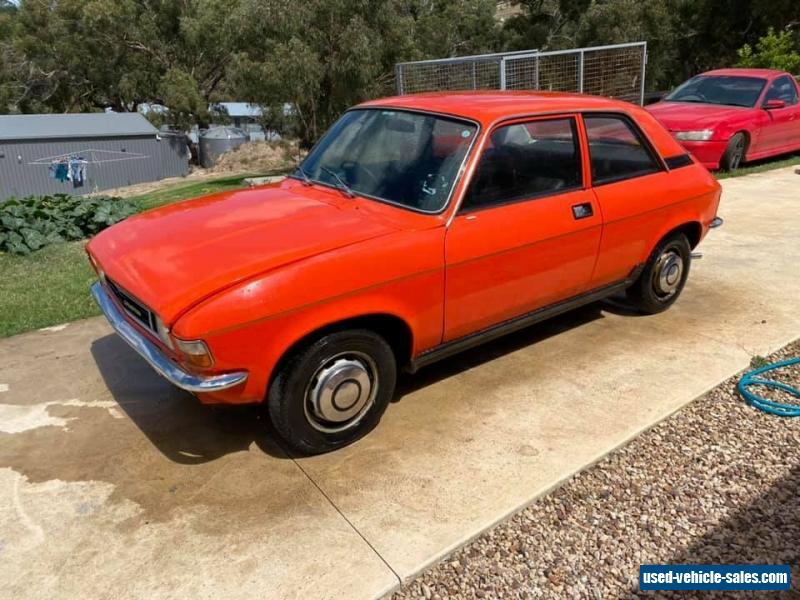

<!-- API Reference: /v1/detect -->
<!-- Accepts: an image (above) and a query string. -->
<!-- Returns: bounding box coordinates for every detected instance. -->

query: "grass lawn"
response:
[0,241,97,337]
[135,172,265,210]
[0,171,287,338]
[715,152,800,179]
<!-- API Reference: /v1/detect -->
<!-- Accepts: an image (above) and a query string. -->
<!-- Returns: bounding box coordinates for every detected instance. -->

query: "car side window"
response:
[584,115,661,185]
[764,76,799,106]
[461,117,582,212]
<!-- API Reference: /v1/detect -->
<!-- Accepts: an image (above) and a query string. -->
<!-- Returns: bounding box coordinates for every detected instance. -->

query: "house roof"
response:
[0,112,158,141]
[212,102,263,118]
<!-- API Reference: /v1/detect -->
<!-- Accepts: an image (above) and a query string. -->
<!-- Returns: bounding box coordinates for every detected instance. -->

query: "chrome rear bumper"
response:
[91,282,248,393]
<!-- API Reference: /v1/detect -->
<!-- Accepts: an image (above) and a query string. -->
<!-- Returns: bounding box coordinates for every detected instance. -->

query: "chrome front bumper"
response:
[91,282,248,393]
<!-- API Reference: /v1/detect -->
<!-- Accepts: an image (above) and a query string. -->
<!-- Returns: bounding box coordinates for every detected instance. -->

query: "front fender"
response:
[173,227,445,403]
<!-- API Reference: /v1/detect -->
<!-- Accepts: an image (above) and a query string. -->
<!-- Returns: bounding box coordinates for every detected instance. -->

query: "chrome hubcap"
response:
[653,249,684,298]
[304,352,377,433]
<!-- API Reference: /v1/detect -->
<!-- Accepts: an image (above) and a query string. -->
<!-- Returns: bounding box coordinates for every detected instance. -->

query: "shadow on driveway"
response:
[90,333,287,462]
[91,302,610,463]
[657,462,800,598]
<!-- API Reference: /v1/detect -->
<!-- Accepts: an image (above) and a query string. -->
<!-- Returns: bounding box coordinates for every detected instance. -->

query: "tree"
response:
[500,0,590,52]
[0,0,17,112]
[737,27,800,73]
[0,0,240,115]
[229,0,499,145]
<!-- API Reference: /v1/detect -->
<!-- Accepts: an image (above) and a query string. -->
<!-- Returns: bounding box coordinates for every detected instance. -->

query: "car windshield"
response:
[665,75,767,108]
[294,109,478,213]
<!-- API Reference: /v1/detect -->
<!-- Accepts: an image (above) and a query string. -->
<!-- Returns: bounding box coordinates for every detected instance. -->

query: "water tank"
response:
[198,126,247,168]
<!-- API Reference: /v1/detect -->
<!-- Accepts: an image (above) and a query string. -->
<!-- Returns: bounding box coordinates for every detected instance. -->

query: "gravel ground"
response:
[392,339,800,599]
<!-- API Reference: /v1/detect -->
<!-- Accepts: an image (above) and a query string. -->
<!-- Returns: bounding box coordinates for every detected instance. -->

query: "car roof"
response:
[700,68,785,78]
[358,91,640,126]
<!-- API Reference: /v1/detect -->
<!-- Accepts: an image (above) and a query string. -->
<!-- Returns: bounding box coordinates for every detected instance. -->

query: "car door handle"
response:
[571,202,594,220]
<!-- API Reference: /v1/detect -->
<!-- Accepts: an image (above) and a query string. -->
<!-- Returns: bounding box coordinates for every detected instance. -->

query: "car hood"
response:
[646,101,751,131]
[87,182,400,323]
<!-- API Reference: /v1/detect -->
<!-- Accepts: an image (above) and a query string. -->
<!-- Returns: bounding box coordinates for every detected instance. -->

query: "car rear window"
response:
[583,115,661,186]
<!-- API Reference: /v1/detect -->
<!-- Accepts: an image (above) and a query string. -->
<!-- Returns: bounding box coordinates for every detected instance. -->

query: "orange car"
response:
[87,92,722,454]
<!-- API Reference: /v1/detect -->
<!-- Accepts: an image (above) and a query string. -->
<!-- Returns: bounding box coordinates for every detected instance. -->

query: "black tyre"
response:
[626,233,691,314]
[267,329,396,455]
[720,132,747,171]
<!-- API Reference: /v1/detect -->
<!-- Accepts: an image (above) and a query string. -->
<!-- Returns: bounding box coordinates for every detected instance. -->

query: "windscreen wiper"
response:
[294,166,312,186]
[320,166,355,198]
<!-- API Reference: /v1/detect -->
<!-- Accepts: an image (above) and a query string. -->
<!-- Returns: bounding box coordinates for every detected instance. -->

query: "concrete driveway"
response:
[1,166,799,599]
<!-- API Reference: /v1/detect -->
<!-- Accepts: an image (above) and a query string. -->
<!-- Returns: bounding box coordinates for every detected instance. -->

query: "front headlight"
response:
[675,129,714,141]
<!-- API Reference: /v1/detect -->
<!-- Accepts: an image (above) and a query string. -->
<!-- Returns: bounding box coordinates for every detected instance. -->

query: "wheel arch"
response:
[267,312,414,394]
[663,221,703,249]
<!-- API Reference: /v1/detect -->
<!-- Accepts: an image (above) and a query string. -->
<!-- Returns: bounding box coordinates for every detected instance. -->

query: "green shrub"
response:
[737,28,800,74]
[0,194,139,255]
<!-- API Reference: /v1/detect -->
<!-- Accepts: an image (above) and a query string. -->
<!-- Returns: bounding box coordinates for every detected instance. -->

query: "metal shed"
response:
[0,112,189,201]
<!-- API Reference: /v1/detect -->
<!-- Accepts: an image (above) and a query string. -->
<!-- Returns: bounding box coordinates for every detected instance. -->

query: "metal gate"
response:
[395,42,647,105]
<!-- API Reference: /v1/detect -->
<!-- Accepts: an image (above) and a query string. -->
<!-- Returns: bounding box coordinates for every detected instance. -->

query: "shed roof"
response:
[0,112,158,141]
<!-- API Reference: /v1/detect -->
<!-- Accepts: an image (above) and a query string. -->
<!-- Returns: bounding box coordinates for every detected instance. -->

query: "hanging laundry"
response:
[68,157,87,188]
[51,161,69,182]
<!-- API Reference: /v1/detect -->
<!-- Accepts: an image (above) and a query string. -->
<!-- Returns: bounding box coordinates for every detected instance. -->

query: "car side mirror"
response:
[764,99,786,110]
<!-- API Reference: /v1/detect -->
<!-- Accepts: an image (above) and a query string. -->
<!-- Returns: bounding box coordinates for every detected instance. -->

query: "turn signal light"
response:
[175,339,214,369]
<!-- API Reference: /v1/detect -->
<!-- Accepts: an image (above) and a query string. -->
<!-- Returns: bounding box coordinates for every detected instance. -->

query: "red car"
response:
[87,92,722,454]
[647,68,800,170]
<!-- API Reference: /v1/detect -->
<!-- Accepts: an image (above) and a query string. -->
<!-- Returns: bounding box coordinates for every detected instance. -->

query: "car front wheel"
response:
[720,132,746,171]
[267,329,397,455]
[626,232,691,314]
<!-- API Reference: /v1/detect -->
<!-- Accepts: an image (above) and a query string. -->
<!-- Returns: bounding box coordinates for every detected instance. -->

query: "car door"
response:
[758,75,800,153]
[443,115,602,341]
[582,113,677,286]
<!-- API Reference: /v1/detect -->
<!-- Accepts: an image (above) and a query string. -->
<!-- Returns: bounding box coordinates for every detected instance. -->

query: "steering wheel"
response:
[679,93,705,102]
[341,161,380,189]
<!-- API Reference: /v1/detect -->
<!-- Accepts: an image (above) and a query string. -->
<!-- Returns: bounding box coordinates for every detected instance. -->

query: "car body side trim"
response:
[91,282,248,393]
[407,267,643,373]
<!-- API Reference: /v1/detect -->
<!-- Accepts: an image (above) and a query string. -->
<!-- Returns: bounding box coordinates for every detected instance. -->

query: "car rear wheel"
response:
[267,329,396,455]
[626,232,691,314]
[720,132,747,171]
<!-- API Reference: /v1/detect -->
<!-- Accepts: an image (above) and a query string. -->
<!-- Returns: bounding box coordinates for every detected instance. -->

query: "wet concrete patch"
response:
[0,330,398,599]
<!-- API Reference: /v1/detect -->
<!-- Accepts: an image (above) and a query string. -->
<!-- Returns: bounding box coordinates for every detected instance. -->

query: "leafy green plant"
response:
[737,28,800,74]
[0,194,138,255]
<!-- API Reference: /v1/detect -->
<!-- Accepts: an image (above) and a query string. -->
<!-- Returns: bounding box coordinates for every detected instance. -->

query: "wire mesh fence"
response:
[395,42,647,105]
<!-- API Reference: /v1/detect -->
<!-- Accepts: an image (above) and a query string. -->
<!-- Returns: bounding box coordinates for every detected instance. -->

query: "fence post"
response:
[472,62,477,90]
[578,50,584,93]
[395,63,404,95]
[639,44,647,105]
[534,55,539,89]
[499,57,507,90]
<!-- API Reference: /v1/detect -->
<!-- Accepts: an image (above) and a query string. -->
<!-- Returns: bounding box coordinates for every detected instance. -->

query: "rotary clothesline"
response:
[48,156,88,186]
[29,148,150,189]
[28,148,150,165]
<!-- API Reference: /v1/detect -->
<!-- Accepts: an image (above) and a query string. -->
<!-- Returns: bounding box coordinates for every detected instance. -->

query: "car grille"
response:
[106,278,157,333]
